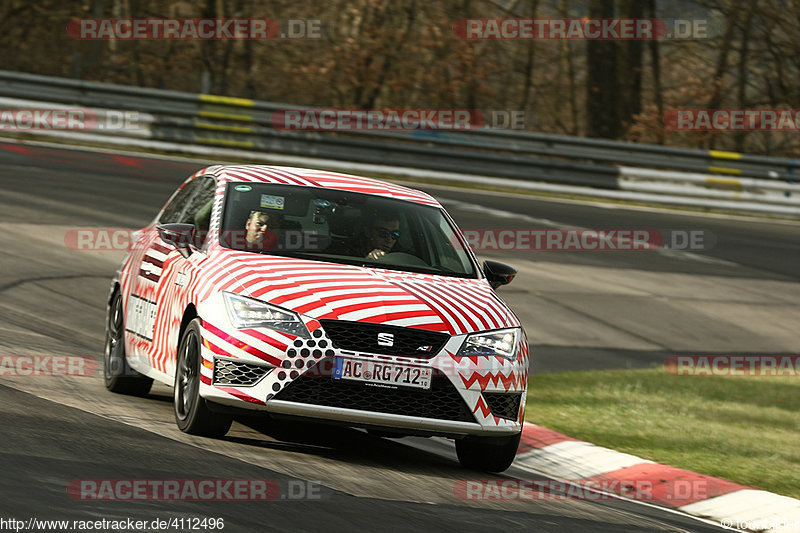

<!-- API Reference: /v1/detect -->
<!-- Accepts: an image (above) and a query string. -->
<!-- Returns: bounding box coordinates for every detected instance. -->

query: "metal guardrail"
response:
[0,70,797,217]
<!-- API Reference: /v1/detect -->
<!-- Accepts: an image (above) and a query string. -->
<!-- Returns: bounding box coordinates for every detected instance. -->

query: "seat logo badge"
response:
[377,333,394,346]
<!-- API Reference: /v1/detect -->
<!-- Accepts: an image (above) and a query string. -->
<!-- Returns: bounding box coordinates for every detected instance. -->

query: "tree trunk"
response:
[707,1,744,110]
[735,0,758,152]
[618,0,644,134]
[647,0,663,143]
[586,0,619,138]
[520,0,540,112]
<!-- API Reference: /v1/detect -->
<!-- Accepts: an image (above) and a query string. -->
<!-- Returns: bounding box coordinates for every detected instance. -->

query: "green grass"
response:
[525,368,800,499]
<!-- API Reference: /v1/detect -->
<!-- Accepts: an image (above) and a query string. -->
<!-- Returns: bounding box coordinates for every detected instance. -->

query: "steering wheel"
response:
[374,252,430,267]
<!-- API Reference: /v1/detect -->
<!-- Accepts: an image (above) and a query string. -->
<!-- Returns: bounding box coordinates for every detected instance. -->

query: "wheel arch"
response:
[178,303,200,351]
[107,281,120,307]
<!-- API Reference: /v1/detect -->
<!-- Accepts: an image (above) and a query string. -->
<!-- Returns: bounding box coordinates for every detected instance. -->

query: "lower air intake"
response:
[213,359,272,386]
[483,392,522,420]
[275,363,476,423]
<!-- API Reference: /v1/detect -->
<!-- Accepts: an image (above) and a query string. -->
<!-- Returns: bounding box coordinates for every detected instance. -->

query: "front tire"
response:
[104,291,153,396]
[456,432,521,473]
[174,318,232,437]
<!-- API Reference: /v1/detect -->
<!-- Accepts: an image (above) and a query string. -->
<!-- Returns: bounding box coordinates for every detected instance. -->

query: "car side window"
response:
[181,177,217,248]
[160,179,201,224]
[180,177,216,226]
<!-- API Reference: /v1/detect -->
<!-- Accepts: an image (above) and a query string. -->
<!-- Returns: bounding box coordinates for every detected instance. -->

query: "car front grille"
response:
[483,392,522,420]
[274,363,476,423]
[319,319,449,359]
[213,359,272,386]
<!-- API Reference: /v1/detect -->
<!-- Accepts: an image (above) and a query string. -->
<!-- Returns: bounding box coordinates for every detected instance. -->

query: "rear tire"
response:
[456,432,521,473]
[174,318,232,437]
[104,291,153,396]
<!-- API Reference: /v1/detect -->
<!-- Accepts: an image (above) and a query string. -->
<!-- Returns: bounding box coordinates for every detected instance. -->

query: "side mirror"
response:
[483,260,517,289]
[157,223,195,258]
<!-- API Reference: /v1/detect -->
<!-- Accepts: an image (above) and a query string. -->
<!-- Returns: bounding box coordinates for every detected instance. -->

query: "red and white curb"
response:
[515,425,800,532]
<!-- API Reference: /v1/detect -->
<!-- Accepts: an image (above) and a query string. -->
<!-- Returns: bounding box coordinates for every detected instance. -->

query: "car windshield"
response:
[219,182,477,278]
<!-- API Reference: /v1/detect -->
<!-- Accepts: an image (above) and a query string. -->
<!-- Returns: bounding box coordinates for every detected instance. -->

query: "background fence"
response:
[0,70,797,217]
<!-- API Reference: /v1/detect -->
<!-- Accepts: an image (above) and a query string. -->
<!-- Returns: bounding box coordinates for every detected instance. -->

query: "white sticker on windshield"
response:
[260,194,285,210]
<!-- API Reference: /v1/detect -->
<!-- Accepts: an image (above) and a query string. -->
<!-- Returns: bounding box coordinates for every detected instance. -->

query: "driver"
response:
[360,210,400,260]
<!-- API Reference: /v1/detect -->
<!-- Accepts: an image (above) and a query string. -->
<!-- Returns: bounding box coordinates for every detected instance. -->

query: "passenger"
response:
[244,210,281,249]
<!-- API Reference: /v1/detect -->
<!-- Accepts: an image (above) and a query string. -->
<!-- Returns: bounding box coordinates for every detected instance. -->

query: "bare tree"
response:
[585,0,619,138]
[0,0,797,155]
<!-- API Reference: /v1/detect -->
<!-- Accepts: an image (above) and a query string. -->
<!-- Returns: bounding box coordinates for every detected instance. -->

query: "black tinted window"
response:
[160,179,201,224]
[219,182,477,278]
[181,177,216,227]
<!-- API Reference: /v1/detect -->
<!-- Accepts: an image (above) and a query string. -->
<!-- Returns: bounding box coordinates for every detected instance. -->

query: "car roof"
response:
[197,165,442,207]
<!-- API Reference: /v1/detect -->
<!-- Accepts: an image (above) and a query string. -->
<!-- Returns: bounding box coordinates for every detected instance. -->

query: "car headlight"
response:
[457,328,519,361]
[223,292,310,338]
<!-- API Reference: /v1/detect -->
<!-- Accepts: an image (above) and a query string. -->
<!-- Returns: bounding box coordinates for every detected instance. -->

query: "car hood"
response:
[217,253,520,335]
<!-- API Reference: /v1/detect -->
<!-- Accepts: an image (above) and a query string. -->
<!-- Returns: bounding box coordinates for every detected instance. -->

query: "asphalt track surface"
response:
[0,141,796,532]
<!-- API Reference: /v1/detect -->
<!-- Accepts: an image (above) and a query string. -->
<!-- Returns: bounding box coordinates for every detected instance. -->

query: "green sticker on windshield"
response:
[235,185,252,192]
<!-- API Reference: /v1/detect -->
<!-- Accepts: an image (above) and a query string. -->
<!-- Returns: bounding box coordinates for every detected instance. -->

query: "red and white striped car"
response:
[105,165,528,472]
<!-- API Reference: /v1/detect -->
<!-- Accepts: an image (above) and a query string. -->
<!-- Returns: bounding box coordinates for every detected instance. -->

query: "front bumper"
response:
[264,400,519,437]
[195,304,529,437]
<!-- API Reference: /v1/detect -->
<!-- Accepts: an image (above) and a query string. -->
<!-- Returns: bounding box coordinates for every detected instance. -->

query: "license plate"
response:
[333,357,432,390]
